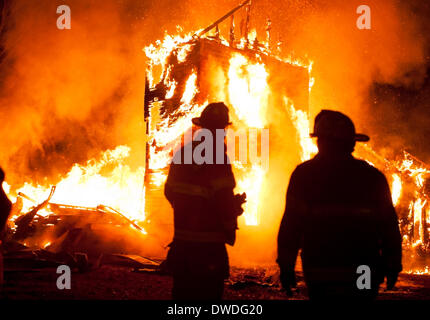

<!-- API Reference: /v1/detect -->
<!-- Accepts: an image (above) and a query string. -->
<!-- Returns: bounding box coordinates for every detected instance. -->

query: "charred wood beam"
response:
[244,1,251,45]
[97,205,145,233]
[17,192,36,203]
[265,18,271,49]
[13,186,56,240]
[229,15,235,47]
[195,0,251,38]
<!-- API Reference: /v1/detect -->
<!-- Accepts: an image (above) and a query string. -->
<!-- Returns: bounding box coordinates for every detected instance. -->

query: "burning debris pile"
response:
[355,145,430,273]
[1,147,155,272]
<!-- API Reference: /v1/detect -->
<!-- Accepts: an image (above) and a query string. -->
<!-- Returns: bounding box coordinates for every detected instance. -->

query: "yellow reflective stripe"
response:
[174,229,226,243]
[210,177,235,191]
[166,181,210,198]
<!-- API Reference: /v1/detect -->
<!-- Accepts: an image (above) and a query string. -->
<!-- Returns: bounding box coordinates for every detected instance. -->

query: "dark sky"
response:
[369,66,430,162]
[361,1,430,162]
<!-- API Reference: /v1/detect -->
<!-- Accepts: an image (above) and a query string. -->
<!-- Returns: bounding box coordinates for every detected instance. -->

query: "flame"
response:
[228,53,269,128]
[391,173,402,206]
[234,162,264,226]
[412,198,426,245]
[147,73,206,171]
[248,29,258,43]
[143,28,313,230]
[150,171,168,188]
[406,266,430,275]
[164,66,177,99]
[8,146,146,223]
[286,98,318,161]
[144,32,196,86]
[398,154,428,188]
[181,72,198,104]
[225,53,271,224]
[144,33,282,226]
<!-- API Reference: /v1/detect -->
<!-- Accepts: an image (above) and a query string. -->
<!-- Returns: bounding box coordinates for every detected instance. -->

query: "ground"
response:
[1,265,429,300]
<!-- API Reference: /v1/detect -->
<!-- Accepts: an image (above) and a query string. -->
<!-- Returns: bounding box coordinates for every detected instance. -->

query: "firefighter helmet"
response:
[192,102,232,129]
[310,110,369,142]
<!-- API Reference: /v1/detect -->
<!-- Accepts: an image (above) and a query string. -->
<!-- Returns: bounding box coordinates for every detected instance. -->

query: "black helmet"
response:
[310,110,369,142]
[192,102,232,129]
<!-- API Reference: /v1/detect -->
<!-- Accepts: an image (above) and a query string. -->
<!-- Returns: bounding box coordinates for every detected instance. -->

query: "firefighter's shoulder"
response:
[289,159,316,179]
[352,158,387,181]
[296,158,314,169]
[294,158,318,172]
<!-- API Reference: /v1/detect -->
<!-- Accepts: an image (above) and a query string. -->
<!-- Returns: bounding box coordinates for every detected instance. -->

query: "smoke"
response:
[0,0,246,187]
[0,0,150,187]
[2,0,427,181]
[260,0,430,160]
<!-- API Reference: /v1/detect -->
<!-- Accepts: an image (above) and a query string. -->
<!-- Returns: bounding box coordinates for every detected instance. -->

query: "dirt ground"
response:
[1,264,429,300]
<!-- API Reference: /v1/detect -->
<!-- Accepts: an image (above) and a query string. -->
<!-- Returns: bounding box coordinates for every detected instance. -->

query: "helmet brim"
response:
[310,133,370,142]
[192,117,232,128]
[354,133,370,142]
[192,117,202,126]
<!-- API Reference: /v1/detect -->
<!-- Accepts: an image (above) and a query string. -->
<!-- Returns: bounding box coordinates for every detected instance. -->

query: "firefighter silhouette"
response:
[277,110,402,300]
[0,167,12,287]
[164,102,246,300]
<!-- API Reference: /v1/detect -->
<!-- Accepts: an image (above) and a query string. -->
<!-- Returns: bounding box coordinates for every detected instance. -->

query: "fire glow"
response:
[6,146,146,226]
[3,17,429,274]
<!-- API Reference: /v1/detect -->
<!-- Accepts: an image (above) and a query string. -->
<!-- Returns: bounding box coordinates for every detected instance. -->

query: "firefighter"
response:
[164,102,246,300]
[277,110,402,300]
[0,167,12,288]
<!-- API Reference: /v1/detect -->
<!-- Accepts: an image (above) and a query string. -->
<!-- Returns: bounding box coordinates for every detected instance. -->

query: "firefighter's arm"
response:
[211,163,244,218]
[277,168,306,292]
[378,173,402,289]
[211,187,237,246]
[211,164,245,245]
[164,176,174,205]
[164,163,179,206]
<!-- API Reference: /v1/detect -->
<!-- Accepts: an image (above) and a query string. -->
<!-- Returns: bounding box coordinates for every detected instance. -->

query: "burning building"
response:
[143,0,430,270]
[143,1,310,248]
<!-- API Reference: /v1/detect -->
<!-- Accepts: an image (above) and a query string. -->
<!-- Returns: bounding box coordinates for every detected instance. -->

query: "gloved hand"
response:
[233,193,246,216]
[280,269,297,296]
[386,271,399,290]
